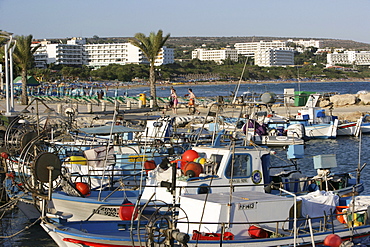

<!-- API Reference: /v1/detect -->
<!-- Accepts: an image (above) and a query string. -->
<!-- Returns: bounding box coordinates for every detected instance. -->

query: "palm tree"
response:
[129,30,170,106]
[13,35,40,105]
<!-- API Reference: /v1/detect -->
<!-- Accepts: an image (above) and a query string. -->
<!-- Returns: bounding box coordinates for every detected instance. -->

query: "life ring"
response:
[251,170,262,184]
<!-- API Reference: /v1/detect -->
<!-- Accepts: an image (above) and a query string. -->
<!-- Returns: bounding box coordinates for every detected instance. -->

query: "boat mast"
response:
[233,36,255,103]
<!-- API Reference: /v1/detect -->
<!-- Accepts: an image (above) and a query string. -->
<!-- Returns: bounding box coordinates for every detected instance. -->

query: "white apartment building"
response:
[287,39,322,49]
[191,48,238,64]
[154,46,174,66]
[33,40,49,68]
[33,38,174,69]
[235,39,322,57]
[85,44,174,68]
[234,40,287,57]
[327,51,370,66]
[85,43,144,68]
[33,38,86,68]
[254,48,294,67]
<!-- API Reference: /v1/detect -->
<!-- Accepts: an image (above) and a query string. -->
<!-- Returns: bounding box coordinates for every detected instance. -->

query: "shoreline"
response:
[104,78,370,90]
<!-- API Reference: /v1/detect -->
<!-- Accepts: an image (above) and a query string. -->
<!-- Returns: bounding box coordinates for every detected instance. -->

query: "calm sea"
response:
[111,80,370,98]
[2,81,370,246]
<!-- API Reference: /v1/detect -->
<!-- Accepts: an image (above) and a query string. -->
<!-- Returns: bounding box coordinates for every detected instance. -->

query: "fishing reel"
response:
[16,133,62,198]
[132,199,190,247]
[4,112,73,156]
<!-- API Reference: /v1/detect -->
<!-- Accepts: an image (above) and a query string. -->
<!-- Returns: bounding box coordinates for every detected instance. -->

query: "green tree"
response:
[129,30,170,106]
[13,35,40,105]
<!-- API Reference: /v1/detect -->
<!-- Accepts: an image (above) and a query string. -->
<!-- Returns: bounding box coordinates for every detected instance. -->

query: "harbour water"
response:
[113,80,370,98]
[1,80,370,246]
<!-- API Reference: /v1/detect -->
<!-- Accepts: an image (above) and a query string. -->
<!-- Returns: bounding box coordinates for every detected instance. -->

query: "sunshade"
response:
[13,76,40,86]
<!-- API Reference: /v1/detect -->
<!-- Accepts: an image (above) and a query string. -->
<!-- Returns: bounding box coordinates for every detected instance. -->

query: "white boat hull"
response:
[305,121,338,139]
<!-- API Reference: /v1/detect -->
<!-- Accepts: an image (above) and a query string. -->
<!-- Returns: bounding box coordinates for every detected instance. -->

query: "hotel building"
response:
[327,51,370,66]
[234,40,287,57]
[33,38,174,69]
[254,48,295,67]
[191,48,238,64]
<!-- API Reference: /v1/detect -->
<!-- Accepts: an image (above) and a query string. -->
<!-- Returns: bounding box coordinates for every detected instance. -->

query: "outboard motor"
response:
[286,124,306,139]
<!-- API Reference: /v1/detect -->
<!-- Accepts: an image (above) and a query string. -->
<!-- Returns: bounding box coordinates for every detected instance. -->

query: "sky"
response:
[1,0,369,44]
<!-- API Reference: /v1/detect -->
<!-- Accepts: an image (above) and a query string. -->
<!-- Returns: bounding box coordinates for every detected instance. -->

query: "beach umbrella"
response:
[89,87,93,96]
[114,89,118,98]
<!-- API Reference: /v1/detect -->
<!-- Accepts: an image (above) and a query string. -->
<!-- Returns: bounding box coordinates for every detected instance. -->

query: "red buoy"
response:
[323,234,342,247]
[144,160,156,174]
[183,162,203,178]
[119,199,138,221]
[1,152,9,159]
[182,150,199,162]
[75,182,91,196]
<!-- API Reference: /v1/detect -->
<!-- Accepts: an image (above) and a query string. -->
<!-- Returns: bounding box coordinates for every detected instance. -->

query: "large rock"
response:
[318,99,331,108]
[330,94,358,106]
[358,93,370,105]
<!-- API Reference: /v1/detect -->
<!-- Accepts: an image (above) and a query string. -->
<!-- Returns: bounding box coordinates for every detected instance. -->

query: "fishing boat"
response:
[2,111,177,221]
[41,160,370,246]
[34,136,363,226]
[337,118,362,136]
[290,105,339,139]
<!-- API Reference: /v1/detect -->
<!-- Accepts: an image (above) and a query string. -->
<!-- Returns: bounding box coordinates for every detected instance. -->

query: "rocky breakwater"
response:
[319,92,370,122]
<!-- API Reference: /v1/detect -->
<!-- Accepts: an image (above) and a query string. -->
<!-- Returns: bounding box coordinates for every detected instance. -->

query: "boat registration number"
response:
[95,207,119,217]
[230,178,248,183]
[238,202,257,210]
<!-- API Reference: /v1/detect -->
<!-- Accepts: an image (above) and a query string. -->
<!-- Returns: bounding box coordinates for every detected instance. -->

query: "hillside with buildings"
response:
[31,36,370,71]
[82,36,370,49]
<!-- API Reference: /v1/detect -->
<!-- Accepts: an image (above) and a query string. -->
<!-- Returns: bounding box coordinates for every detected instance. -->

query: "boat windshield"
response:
[225,154,252,178]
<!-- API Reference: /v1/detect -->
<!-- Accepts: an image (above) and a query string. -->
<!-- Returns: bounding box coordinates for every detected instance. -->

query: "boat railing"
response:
[177,207,369,243]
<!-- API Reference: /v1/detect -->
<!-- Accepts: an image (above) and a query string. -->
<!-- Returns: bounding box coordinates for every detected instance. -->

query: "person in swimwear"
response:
[187,88,200,115]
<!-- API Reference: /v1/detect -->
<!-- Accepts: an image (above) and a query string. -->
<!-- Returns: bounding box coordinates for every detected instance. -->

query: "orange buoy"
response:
[184,162,203,178]
[1,152,9,159]
[323,234,342,247]
[75,182,91,196]
[144,160,156,174]
[119,199,138,221]
[182,150,199,162]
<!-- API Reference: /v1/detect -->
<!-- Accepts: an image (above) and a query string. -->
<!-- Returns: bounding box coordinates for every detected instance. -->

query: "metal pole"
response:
[9,40,14,111]
[279,188,297,247]
[4,42,10,115]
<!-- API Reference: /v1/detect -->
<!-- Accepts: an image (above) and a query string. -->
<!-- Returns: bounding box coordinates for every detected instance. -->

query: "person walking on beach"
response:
[171,88,178,114]
[165,86,174,111]
[187,88,200,115]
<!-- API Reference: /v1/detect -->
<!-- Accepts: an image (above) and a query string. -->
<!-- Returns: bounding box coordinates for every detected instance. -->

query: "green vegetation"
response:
[30,58,370,84]
[128,30,170,105]
[12,35,40,105]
